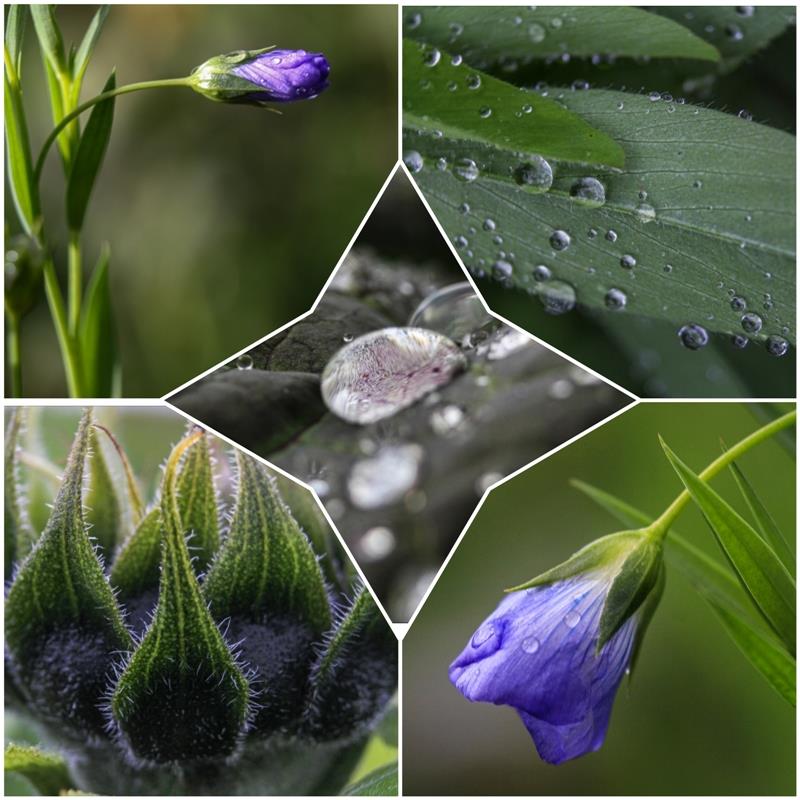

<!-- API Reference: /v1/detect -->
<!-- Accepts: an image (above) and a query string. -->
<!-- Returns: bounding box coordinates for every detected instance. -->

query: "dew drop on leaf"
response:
[466,73,481,89]
[321,327,466,424]
[730,295,746,311]
[533,264,552,282]
[424,48,442,67]
[635,203,656,223]
[539,280,576,315]
[492,259,514,281]
[766,335,789,357]
[403,150,423,174]
[605,288,627,311]
[528,22,546,42]
[236,354,253,370]
[454,158,479,182]
[549,229,571,251]
[677,323,709,350]
[605,229,618,243]
[737,109,753,121]
[478,105,492,118]
[569,177,606,207]
[620,254,636,269]
[741,312,763,334]
[731,334,749,349]
[513,156,553,191]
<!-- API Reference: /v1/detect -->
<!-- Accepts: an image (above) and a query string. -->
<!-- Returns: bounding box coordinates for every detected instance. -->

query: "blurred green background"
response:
[6,5,396,397]
[403,402,796,795]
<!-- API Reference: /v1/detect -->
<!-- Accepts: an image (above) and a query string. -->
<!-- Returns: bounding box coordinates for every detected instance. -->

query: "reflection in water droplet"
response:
[321,327,466,424]
[539,280,576,315]
[766,335,789,357]
[605,288,627,311]
[569,177,606,207]
[454,158,479,182]
[409,282,495,343]
[403,150,423,174]
[678,323,709,350]
[514,156,553,192]
[549,230,571,251]
[236,354,253,370]
[522,636,540,654]
[741,312,763,334]
[348,444,423,509]
[472,623,496,647]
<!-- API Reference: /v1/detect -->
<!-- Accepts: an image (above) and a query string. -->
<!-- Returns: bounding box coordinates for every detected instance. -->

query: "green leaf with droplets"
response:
[303,587,397,741]
[403,38,625,169]
[5,410,131,737]
[203,451,331,633]
[660,438,796,653]
[405,6,721,64]
[85,424,122,557]
[728,457,795,578]
[406,87,795,349]
[176,428,220,572]
[111,432,249,764]
[705,595,795,706]
[109,506,162,600]
[4,744,74,796]
[5,409,35,575]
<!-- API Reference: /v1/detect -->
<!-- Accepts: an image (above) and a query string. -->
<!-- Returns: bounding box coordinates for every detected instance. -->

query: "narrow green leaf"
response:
[570,479,752,618]
[4,744,74,796]
[403,38,624,169]
[5,6,28,74]
[66,70,116,232]
[405,6,720,64]
[343,763,398,796]
[78,244,117,397]
[71,5,109,85]
[4,70,40,236]
[706,596,795,706]
[109,506,162,600]
[29,4,65,74]
[93,422,145,525]
[5,409,35,575]
[408,88,795,344]
[203,450,331,632]
[660,438,796,652]
[111,431,249,764]
[40,52,75,167]
[176,427,220,571]
[654,6,794,61]
[303,586,397,741]
[84,424,122,556]
[5,409,131,737]
[728,457,795,577]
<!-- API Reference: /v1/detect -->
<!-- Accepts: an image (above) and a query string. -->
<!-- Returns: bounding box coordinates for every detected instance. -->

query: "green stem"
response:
[34,78,192,182]
[42,257,83,397]
[68,231,82,337]
[647,410,797,541]
[7,313,22,397]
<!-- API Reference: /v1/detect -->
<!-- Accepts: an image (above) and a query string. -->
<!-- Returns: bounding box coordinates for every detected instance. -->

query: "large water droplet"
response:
[403,150,423,174]
[741,312,762,334]
[454,158,479,182]
[605,288,627,310]
[472,623,496,647]
[409,282,495,343]
[569,177,606,207]
[564,610,581,628]
[236,354,253,370]
[522,636,540,654]
[321,327,466,424]
[549,230,571,251]
[766,335,789,357]
[513,156,553,192]
[539,280,576,315]
[678,323,709,350]
[620,254,636,269]
[348,444,423,509]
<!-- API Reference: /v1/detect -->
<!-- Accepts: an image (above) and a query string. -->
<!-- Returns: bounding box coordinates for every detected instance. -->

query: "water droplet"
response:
[321,327,466,424]
[454,158,479,182]
[731,334,749,349]
[620,254,637,269]
[605,229,618,243]
[539,280,576,315]
[571,79,590,91]
[466,73,481,89]
[236,354,253,370]
[424,48,441,67]
[409,282,495,344]
[522,636,540,654]
[548,378,574,399]
[483,218,496,231]
[472,623,496,647]
[588,228,598,239]
[664,263,673,273]
[605,288,627,310]
[635,203,656,223]
[360,527,396,561]
[549,230,571,251]
[736,6,755,16]
[429,404,466,436]
[726,23,744,41]
[565,610,581,628]
[678,323,709,350]
[649,91,661,102]
[451,54,463,66]
[459,202,470,215]
[522,103,533,114]
[766,335,789,357]
[342,333,355,344]
[348,444,423,509]
[478,105,492,118]
[533,264,551,282]
[492,259,513,281]
[730,296,746,312]
[737,108,753,121]
[513,156,553,192]
[741,312,762,334]
[528,22,546,42]
[406,12,422,29]
[403,150,423,174]
[569,177,606,207]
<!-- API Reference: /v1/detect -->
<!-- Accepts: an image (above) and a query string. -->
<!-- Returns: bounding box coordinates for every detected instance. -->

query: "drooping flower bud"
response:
[189,47,330,105]
[449,530,664,764]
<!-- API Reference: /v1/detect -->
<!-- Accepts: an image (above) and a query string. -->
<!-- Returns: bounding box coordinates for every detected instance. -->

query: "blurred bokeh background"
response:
[6,5,396,396]
[403,402,795,795]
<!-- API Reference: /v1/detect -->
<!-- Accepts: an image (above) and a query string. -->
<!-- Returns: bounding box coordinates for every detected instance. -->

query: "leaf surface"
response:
[4,744,74,796]
[407,88,795,347]
[342,763,398,796]
[405,6,720,64]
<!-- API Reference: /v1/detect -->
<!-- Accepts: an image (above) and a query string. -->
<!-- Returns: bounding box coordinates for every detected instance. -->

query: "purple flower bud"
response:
[449,573,639,764]
[189,47,330,106]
